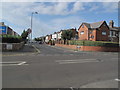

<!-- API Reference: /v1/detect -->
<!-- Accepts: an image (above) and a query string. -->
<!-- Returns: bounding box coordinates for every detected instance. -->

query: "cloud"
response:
[50,16,85,30]
[1,2,118,38]
[1,0,120,2]
[32,2,71,15]
[70,2,84,13]
[89,5,99,12]
[102,2,118,12]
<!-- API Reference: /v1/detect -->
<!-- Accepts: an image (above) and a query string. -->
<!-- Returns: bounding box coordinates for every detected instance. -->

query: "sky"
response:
[0,1,119,38]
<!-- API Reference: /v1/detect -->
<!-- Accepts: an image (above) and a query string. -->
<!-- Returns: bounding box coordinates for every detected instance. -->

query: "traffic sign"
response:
[0,26,7,34]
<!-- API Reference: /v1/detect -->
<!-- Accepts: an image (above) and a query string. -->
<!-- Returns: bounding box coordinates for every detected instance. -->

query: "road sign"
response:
[27,28,32,34]
[77,46,81,48]
[0,26,7,34]
[6,44,12,50]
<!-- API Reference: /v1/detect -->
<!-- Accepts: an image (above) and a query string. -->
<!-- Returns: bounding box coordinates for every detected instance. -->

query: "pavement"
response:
[2,43,118,88]
[2,44,38,56]
[80,79,118,88]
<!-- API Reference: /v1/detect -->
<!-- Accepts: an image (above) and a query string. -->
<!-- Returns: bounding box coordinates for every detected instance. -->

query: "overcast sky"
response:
[1,1,119,38]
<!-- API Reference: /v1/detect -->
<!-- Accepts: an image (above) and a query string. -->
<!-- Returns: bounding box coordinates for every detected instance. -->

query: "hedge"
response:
[69,40,119,47]
[1,35,23,43]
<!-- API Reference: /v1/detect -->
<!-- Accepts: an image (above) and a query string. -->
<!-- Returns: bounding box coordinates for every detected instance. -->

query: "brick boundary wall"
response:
[0,42,24,51]
[55,44,119,52]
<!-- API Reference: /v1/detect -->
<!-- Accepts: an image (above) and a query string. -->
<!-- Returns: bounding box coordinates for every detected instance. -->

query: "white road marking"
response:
[17,62,26,65]
[56,59,100,64]
[0,61,27,66]
[115,78,120,81]
[32,45,40,53]
[70,87,74,90]
[111,58,118,60]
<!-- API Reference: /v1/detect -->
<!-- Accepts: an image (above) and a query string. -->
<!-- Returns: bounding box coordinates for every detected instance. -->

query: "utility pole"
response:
[30,12,38,43]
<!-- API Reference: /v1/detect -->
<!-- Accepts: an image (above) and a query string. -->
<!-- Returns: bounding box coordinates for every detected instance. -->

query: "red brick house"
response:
[78,21,110,41]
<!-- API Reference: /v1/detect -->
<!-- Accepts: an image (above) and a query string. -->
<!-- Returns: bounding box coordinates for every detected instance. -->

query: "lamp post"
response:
[31,12,38,42]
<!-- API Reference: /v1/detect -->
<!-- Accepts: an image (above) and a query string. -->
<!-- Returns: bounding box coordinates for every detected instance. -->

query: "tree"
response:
[34,37,42,41]
[21,29,29,41]
[61,30,75,44]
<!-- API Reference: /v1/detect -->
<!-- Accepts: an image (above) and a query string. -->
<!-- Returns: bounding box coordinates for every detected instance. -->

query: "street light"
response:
[31,12,38,42]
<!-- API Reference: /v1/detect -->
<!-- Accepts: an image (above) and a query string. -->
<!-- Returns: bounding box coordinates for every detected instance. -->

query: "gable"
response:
[99,21,109,29]
[78,23,89,31]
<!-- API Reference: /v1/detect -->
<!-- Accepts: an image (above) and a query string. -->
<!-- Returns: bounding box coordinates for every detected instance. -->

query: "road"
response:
[2,43,118,88]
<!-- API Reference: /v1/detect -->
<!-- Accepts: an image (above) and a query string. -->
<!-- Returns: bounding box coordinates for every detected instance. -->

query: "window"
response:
[80,31,84,34]
[89,35,94,39]
[91,35,94,38]
[82,25,84,28]
[110,31,112,37]
[102,31,106,35]
[113,31,116,36]
[89,30,93,34]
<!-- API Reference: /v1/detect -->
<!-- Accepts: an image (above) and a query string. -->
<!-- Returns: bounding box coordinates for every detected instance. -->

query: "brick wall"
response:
[1,42,24,51]
[55,44,119,52]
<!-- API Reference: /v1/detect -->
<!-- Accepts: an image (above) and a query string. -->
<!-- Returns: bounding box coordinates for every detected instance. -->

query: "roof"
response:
[109,27,119,31]
[82,23,91,28]
[82,21,105,29]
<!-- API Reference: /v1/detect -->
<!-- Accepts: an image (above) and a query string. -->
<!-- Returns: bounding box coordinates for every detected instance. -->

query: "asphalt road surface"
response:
[2,43,118,88]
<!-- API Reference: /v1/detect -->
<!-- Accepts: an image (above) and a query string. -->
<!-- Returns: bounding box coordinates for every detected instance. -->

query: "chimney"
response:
[109,20,114,28]
[0,22,5,26]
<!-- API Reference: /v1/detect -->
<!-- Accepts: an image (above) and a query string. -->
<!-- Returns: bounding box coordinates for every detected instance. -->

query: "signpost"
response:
[6,44,12,50]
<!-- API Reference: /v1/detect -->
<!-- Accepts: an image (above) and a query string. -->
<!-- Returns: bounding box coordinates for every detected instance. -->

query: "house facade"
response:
[0,22,19,36]
[48,34,52,41]
[57,31,62,40]
[78,21,110,41]
[51,32,57,40]
[108,20,119,42]
[45,35,49,43]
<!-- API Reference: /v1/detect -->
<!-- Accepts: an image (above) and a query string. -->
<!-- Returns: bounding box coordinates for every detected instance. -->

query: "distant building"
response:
[57,28,77,40]
[108,20,119,42]
[45,35,49,43]
[48,34,52,41]
[51,32,57,40]
[57,31,62,40]
[78,21,110,41]
[0,22,19,36]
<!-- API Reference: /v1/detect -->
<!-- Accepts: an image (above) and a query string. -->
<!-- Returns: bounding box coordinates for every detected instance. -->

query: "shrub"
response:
[1,35,22,43]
